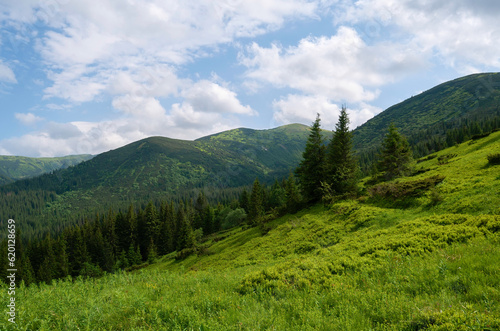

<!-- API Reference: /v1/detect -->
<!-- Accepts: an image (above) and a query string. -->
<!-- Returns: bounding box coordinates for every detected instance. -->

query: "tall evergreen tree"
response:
[295,113,326,203]
[284,172,302,213]
[378,123,413,180]
[239,188,250,214]
[248,178,264,225]
[326,105,358,196]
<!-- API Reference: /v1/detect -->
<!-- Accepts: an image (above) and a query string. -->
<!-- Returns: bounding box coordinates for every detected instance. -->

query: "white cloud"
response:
[182,80,256,115]
[272,94,379,130]
[0,79,255,156]
[339,0,500,71]
[14,112,43,125]
[241,26,422,127]
[112,95,167,118]
[1,0,320,104]
[0,60,16,83]
[241,26,426,103]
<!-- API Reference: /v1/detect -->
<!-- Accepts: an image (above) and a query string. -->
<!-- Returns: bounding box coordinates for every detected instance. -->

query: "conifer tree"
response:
[115,211,131,254]
[268,179,286,210]
[248,178,264,225]
[239,188,250,213]
[326,105,358,196]
[19,255,36,286]
[37,234,56,284]
[144,201,160,248]
[54,237,70,279]
[295,113,326,203]
[378,123,413,180]
[176,202,195,250]
[284,172,302,213]
[147,237,158,263]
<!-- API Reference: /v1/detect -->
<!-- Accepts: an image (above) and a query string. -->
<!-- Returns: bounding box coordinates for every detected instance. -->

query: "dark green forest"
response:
[2,73,500,289]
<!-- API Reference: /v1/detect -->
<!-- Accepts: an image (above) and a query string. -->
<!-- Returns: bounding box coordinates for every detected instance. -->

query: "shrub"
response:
[437,153,457,165]
[368,175,445,201]
[487,153,500,165]
[428,188,444,206]
[175,247,195,260]
[471,132,491,140]
[416,154,437,163]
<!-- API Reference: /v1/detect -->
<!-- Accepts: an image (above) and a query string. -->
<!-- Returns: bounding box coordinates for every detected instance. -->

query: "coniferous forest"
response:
[1,73,500,330]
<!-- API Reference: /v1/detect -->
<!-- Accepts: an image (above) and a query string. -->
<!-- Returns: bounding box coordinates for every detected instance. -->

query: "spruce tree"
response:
[144,201,160,249]
[378,123,413,180]
[239,188,250,213]
[295,113,326,203]
[248,178,264,225]
[284,172,301,213]
[326,106,358,196]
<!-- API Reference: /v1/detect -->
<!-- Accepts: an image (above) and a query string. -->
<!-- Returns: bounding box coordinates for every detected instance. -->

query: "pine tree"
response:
[268,179,286,210]
[37,234,57,284]
[326,105,358,196]
[54,237,70,279]
[176,206,194,251]
[115,211,131,254]
[147,237,158,263]
[248,178,264,225]
[378,123,413,180]
[239,188,250,213]
[144,201,160,249]
[295,113,326,203]
[284,172,302,213]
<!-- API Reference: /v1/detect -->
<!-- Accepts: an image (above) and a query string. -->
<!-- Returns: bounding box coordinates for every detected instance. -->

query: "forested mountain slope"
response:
[353,72,500,163]
[0,124,313,236]
[0,154,93,184]
[6,117,500,331]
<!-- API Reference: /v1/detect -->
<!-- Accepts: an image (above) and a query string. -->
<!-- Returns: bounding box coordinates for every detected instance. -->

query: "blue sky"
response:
[1,0,499,157]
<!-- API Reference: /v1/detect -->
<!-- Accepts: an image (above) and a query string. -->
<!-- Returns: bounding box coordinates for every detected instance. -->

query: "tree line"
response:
[0,106,426,286]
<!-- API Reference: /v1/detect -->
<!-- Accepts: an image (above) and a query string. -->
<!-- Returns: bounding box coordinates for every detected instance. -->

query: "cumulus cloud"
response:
[339,0,500,71]
[0,61,16,83]
[0,78,255,156]
[241,26,426,102]
[1,0,320,104]
[15,112,43,126]
[273,94,380,130]
[241,26,422,126]
[182,80,256,115]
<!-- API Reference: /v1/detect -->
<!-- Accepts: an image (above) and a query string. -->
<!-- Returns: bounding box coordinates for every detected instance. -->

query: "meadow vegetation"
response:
[2,131,500,330]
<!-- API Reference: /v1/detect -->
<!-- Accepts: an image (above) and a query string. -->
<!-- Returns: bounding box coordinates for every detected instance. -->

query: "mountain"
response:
[0,124,314,235]
[0,154,93,184]
[9,123,500,330]
[352,72,500,159]
[3,73,500,235]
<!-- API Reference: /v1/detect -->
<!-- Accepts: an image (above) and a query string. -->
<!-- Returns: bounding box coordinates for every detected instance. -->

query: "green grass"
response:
[2,131,500,330]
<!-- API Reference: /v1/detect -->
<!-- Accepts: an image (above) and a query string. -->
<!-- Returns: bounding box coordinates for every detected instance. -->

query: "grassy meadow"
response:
[2,132,500,330]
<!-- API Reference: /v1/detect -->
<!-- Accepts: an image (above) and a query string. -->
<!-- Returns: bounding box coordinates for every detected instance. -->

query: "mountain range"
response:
[1,72,500,236]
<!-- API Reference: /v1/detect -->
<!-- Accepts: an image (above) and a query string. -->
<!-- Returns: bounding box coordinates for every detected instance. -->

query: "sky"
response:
[0,0,499,157]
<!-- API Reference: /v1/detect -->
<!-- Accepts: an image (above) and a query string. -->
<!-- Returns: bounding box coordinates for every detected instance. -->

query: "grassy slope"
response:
[4,132,500,330]
[0,154,93,183]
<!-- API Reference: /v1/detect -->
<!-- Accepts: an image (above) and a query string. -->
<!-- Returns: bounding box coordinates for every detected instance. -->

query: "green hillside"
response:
[353,72,500,161]
[5,120,500,330]
[0,154,93,184]
[0,124,313,236]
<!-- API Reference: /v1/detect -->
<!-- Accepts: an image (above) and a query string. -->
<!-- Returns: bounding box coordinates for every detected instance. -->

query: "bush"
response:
[222,208,247,229]
[416,154,437,164]
[471,132,491,140]
[368,175,445,201]
[437,153,457,165]
[175,247,195,260]
[487,153,500,165]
